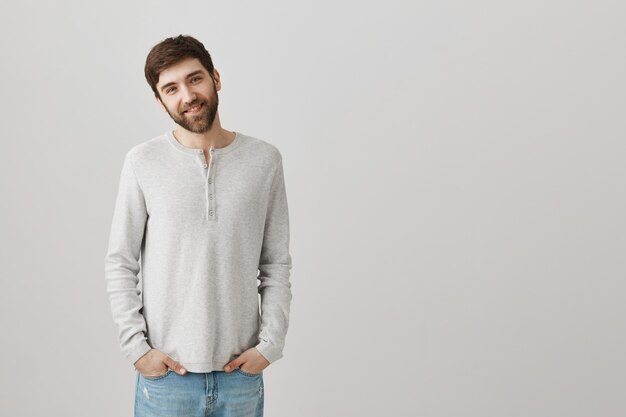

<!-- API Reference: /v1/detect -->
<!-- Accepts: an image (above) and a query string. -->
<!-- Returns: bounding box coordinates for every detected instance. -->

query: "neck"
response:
[173,120,235,150]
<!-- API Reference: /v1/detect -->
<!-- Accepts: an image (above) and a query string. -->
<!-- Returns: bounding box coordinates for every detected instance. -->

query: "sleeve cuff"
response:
[127,340,153,367]
[255,339,284,364]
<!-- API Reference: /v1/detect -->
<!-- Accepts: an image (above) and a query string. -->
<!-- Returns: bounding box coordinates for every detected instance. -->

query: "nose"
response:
[180,85,197,106]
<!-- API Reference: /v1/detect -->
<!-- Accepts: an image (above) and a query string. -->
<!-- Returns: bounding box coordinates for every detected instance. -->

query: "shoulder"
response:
[238,132,283,164]
[124,132,169,166]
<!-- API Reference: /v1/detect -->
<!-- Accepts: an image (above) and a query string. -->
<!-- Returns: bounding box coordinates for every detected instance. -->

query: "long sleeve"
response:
[255,156,293,364]
[103,152,152,366]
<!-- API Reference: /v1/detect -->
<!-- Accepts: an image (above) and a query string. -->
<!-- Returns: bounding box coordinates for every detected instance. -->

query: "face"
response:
[155,57,220,133]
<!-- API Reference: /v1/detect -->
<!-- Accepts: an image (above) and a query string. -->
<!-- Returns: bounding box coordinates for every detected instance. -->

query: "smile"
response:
[185,103,204,114]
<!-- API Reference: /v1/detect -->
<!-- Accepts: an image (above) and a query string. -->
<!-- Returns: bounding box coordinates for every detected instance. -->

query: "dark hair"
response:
[144,35,215,99]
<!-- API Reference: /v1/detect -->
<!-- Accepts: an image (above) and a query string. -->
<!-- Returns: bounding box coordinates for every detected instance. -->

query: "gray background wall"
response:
[0,1,624,416]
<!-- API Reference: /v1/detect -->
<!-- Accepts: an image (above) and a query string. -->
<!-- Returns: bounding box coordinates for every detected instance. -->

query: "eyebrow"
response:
[159,70,205,92]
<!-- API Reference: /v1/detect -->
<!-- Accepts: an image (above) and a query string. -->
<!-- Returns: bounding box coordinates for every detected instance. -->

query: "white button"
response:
[203,163,208,168]
[198,150,203,154]
[208,178,212,184]
[209,194,213,200]
[209,210,214,216]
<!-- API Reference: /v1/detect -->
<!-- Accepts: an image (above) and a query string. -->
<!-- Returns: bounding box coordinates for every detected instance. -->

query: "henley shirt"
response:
[104,129,292,373]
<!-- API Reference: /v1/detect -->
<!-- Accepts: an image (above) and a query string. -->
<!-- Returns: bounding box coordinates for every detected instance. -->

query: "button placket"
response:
[195,148,214,221]
[166,130,239,222]
[206,147,216,221]
[191,147,217,222]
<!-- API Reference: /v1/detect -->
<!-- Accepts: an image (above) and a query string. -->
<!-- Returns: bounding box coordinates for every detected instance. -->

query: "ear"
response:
[212,69,222,92]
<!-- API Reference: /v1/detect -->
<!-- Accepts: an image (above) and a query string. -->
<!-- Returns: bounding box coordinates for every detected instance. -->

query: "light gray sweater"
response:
[104,130,292,372]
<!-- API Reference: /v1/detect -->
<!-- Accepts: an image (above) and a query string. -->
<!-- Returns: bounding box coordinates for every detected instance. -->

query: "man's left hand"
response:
[223,347,270,374]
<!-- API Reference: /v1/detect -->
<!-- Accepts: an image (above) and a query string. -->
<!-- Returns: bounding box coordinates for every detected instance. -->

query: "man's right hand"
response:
[134,348,187,377]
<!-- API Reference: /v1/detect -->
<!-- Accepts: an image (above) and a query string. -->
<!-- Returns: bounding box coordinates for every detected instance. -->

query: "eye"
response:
[191,76,202,83]
[166,87,176,94]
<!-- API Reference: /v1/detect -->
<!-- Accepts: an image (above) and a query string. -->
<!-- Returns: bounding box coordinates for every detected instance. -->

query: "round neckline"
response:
[166,130,242,155]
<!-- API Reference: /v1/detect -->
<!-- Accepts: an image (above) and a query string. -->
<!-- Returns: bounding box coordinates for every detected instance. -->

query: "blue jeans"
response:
[135,369,264,417]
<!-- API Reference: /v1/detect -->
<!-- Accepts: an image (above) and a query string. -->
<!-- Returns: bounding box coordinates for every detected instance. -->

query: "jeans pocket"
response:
[142,368,172,381]
[234,368,262,377]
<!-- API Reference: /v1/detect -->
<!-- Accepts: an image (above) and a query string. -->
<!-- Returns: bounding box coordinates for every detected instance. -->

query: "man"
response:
[104,35,293,417]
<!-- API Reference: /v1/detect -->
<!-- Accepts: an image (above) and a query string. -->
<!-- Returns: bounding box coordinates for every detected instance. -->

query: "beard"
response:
[163,82,219,134]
